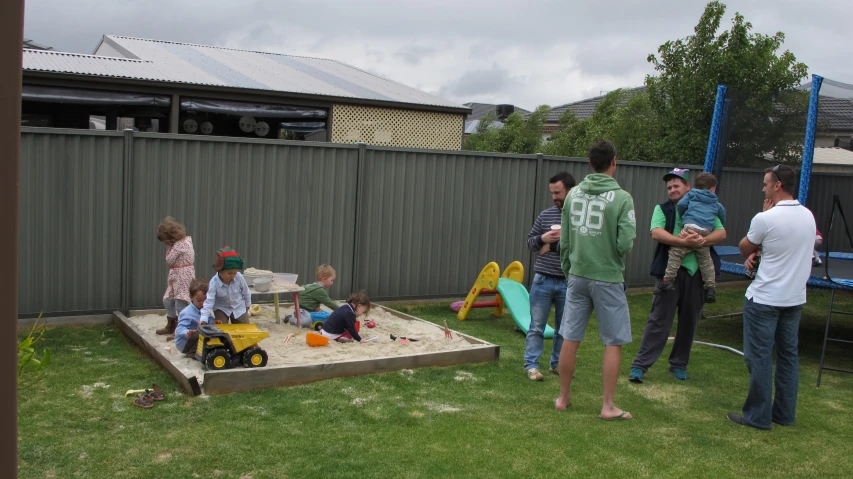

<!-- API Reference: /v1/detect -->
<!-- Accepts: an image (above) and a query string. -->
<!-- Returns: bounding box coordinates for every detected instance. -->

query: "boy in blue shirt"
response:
[175,279,215,356]
[655,172,726,303]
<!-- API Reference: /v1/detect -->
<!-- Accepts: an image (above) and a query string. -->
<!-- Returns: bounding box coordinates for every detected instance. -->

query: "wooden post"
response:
[169,94,180,133]
[0,0,24,476]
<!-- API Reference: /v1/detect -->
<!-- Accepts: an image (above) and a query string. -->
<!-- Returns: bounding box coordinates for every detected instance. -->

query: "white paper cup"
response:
[550,224,562,231]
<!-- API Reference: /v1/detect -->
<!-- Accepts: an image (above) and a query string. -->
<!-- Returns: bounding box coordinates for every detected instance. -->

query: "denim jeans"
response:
[523,273,567,371]
[741,298,802,429]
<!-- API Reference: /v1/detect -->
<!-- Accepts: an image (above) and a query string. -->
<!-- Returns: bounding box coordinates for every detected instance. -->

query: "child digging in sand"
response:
[320,292,371,343]
[286,264,339,328]
[174,279,215,357]
[156,216,195,341]
[200,247,252,324]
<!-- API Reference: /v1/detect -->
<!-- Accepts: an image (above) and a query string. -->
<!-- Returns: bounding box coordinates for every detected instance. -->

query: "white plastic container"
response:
[253,277,272,292]
[273,273,298,286]
[243,271,273,286]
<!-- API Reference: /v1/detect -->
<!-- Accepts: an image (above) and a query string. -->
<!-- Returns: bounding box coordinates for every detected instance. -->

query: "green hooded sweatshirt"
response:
[560,173,636,283]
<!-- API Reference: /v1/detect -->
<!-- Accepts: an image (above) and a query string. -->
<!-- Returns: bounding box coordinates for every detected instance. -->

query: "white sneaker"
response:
[527,368,544,381]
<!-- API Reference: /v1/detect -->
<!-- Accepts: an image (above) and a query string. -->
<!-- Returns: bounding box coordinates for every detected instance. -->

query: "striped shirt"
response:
[527,206,564,277]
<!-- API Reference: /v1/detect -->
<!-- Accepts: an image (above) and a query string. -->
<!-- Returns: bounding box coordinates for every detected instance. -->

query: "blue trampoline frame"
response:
[704,75,853,386]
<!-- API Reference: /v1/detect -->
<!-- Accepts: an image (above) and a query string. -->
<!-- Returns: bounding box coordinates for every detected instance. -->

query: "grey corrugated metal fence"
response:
[18,127,852,316]
[20,130,125,314]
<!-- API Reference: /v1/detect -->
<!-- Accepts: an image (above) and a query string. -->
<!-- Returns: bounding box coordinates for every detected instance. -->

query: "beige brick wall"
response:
[331,104,463,150]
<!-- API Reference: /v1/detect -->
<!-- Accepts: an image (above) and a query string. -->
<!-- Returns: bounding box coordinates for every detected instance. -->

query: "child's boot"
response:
[156,317,176,335]
[159,317,178,340]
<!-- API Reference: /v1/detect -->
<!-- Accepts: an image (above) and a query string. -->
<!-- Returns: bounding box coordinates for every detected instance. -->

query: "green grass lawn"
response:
[18,287,853,479]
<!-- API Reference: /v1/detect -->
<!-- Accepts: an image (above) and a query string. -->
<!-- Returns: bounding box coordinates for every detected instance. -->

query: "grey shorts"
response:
[560,275,632,346]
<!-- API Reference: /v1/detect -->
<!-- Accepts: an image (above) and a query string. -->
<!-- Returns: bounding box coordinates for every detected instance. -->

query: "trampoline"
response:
[701,75,853,386]
[713,195,853,387]
[716,246,853,291]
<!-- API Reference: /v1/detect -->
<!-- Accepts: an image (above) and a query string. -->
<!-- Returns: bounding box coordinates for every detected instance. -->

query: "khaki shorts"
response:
[559,275,632,346]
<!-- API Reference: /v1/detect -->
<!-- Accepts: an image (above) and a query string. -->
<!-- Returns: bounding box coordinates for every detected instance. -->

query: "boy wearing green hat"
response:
[199,247,252,324]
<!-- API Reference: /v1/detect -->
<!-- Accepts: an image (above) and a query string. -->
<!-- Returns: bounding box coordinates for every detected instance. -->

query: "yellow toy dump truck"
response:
[196,323,270,370]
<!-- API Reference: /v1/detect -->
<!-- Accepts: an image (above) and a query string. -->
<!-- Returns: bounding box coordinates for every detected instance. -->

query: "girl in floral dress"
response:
[156,217,195,341]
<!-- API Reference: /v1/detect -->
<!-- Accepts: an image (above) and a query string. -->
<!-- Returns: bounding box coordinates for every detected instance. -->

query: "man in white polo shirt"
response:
[727,165,815,430]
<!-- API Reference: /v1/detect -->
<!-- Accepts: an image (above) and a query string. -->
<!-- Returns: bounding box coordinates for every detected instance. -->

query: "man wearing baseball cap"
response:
[628,168,727,383]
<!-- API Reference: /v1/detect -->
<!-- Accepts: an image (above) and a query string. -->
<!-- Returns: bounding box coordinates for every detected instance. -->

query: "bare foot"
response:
[555,397,571,411]
[600,406,632,420]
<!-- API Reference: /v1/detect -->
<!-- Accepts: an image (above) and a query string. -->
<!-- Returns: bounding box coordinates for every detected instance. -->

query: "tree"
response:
[463,105,549,155]
[542,89,664,163]
[645,1,809,166]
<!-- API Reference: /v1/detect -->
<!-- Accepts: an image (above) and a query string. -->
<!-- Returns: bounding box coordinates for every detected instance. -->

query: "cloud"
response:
[439,64,524,98]
[572,38,656,77]
[394,44,436,65]
[21,0,853,109]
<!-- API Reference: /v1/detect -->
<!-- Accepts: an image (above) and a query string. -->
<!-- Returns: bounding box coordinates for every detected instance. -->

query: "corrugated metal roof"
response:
[23,34,466,111]
[23,49,170,81]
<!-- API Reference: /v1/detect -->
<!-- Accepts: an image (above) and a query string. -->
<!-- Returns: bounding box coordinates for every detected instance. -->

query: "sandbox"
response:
[114,303,499,395]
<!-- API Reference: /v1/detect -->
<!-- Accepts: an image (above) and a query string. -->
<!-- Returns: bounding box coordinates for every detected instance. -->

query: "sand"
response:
[131,303,477,385]
[243,267,273,276]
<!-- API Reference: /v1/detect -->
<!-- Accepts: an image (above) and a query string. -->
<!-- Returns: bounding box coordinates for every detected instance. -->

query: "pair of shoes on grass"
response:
[628,367,688,383]
[132,384,166,409]
[528,367,571,381]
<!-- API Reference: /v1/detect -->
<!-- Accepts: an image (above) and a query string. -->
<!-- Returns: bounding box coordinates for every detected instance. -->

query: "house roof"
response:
[462,102,530,134]
[463,119,506,134]
[23,39,52,51]
[23,34,467,112]
[814,147,853,165]
[818,96,853,132]
[538,85,852,132]
[540,87,646,123]
[462,102,530,121]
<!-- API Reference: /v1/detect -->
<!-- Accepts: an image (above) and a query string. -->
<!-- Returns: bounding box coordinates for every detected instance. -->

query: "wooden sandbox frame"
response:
[113,304,500,396]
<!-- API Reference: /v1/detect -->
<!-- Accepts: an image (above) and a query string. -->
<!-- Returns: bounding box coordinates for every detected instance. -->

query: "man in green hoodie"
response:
[554,140,636,421]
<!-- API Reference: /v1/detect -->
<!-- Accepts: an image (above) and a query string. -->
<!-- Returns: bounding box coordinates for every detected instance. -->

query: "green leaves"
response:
[464,1,808,168]
[644,1,809,166]
[18,312,51,389]
[463,105,550,155]
[543,89,664,163]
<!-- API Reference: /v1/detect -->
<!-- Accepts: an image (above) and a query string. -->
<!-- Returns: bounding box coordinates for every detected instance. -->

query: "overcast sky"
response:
[23,0,853,110]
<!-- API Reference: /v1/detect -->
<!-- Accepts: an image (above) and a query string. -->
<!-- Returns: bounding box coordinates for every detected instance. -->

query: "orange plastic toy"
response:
[306,332,330,347]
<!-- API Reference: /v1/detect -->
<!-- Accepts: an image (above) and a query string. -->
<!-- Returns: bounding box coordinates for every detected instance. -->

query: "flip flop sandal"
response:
[600,411,632,421]
[147,386,165,401]
[133,394,154,409]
